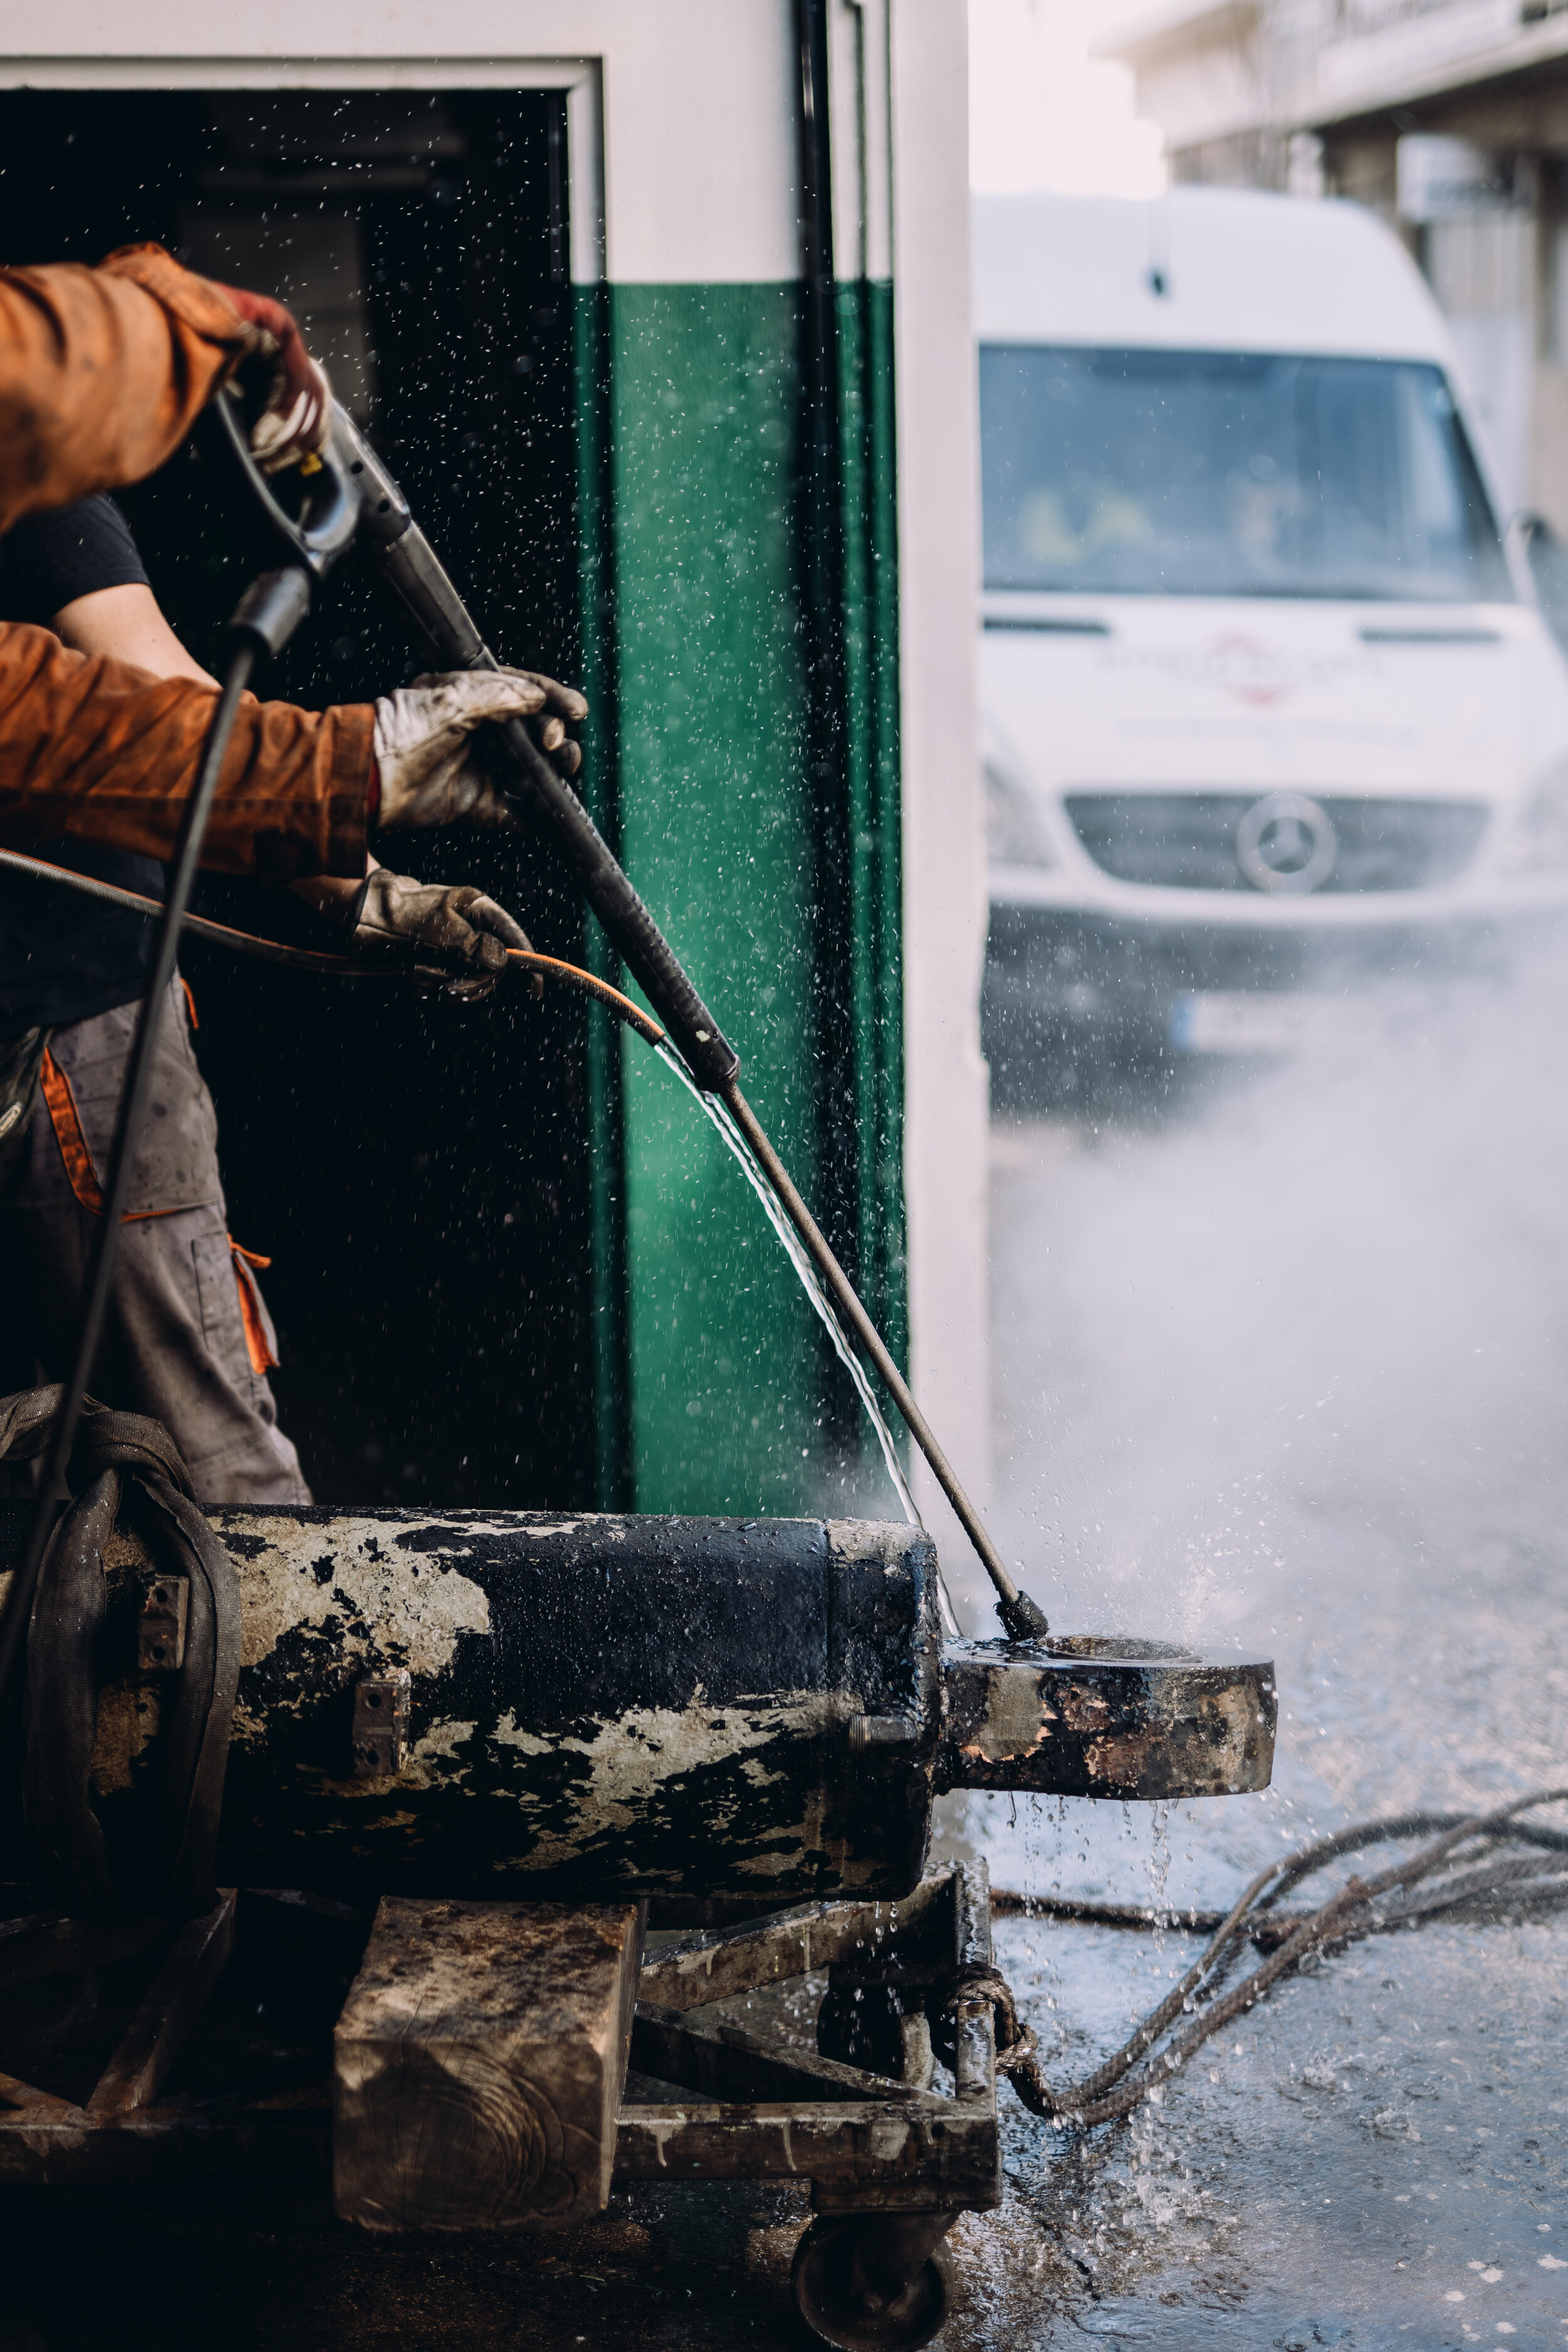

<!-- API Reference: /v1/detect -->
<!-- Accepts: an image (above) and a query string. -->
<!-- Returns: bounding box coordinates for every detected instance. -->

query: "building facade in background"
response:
[1108,1,1568,531]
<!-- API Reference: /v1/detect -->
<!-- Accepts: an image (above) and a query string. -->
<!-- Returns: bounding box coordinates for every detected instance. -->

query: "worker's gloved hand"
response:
[347,871,534,1002]
[211,282,332,474]
[373,669,588,832]
[479,666,588,787]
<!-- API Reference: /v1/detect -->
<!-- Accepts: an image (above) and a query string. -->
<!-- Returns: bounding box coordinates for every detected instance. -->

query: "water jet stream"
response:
[656,1043,962,1637]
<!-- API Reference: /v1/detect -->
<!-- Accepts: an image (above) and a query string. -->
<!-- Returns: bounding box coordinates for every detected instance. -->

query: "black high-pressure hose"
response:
[0,567,315,1705]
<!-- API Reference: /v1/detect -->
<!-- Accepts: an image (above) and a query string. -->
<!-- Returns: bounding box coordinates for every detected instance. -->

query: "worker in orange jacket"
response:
[0,242,586,1498]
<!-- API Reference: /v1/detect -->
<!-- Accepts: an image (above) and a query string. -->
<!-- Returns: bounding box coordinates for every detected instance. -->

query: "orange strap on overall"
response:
[229,1242,279,1375]
[39,1049,122,1220]
[38,1049,279,1375]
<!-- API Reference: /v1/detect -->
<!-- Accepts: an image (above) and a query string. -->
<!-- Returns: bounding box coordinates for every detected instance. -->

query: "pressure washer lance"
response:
[0,392,1047,1705]
[236,395,1048,1640]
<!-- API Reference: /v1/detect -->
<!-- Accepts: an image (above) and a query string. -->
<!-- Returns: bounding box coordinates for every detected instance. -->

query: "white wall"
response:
[891,0,995,1619]
[1,2,800,286]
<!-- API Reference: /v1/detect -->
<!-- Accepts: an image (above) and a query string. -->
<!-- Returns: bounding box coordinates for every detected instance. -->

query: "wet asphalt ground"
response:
[965,990,1568,2349]
[4,983,1567,2349]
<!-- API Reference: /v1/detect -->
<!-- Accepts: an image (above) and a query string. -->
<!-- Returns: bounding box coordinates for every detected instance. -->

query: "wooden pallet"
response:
[0,1865,998,2341]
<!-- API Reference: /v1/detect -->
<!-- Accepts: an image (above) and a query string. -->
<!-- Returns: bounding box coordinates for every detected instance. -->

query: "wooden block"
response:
[333,1897,645,2232]
[612,2099,1000,2205]
[0,2069,80,2120]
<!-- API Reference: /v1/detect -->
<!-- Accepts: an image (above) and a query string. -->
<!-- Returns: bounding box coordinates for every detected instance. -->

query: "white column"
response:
[891,0,994,1623]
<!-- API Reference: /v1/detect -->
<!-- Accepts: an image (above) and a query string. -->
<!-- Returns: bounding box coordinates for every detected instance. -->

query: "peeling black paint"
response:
[2,1510,943,1905]
[938,1641,1276,1801]
[0,1511,1274,1909]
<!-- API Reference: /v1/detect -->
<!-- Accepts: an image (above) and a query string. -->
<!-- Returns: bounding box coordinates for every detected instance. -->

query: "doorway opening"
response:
[0,87,596,1507]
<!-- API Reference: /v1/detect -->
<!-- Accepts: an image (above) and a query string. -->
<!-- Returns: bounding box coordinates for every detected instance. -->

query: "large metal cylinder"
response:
[0,1507,1274,1904]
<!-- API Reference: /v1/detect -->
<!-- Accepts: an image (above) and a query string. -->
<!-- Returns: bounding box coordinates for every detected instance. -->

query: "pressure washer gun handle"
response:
[331,408,743,1093]
[195,386,361,581]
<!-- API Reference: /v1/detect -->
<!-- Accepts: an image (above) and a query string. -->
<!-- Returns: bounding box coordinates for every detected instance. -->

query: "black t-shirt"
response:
[0,495,167,1034]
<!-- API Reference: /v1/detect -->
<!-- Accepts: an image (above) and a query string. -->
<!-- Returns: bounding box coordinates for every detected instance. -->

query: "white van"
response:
[975,189,1568,1073]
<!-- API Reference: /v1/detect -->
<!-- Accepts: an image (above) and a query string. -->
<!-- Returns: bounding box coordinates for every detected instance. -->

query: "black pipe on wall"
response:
[794,0,863,1463]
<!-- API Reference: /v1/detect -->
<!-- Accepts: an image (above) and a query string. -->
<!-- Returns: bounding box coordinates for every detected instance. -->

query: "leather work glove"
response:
[373,669,588,832]
[211,282,332,474]
[346,870,534,1002]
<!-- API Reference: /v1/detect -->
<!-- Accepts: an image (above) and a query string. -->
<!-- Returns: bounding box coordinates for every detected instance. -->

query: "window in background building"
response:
[1551,221,1568,371]
[1396,132,1534,515]
[1422,213,1535,514]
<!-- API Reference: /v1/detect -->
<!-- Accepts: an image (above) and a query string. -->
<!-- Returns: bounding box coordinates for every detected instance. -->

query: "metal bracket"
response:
[351,1671,410,1778]
[847,1711,921,1754]
[138,1575,188,1673]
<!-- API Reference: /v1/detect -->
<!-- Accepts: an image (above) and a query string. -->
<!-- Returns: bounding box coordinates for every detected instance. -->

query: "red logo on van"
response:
[1202,635,1292,706]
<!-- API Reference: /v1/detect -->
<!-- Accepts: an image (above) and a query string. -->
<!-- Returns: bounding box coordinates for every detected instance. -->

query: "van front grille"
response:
[1064,793,1489,893]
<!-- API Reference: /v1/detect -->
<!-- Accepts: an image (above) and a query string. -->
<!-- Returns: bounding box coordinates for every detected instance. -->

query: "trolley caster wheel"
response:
[790,2212,955,2351]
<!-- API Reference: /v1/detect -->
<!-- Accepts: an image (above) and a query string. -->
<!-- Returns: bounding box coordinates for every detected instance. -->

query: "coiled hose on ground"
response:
[963,1788,1568,2128]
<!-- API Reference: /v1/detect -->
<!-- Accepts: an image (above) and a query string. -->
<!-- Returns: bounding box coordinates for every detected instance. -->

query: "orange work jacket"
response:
[0,244,373,877]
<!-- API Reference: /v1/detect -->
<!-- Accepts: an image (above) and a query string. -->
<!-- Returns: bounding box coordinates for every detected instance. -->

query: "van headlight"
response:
[986,760,1054,867]
[1502,756,1568,871]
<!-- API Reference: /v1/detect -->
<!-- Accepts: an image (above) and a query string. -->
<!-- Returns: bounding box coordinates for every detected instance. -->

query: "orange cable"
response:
[0,848,669,1044]
[503,950,666,1045]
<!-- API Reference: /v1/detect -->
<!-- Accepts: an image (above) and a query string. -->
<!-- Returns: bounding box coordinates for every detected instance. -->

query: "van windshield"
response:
[979,347,1512,601]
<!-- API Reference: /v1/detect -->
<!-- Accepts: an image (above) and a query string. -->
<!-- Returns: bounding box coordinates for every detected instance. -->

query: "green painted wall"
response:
[576,278,904,1518]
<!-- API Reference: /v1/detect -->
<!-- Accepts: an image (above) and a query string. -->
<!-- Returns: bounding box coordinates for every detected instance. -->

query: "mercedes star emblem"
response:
[1235,792,1337,894]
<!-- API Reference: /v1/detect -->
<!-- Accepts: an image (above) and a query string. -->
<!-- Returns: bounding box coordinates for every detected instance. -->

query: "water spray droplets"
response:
[657,1043,961,1634]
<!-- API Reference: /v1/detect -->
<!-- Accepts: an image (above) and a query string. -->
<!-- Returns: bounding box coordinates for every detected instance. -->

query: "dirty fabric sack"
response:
[0,1384,240,1918]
